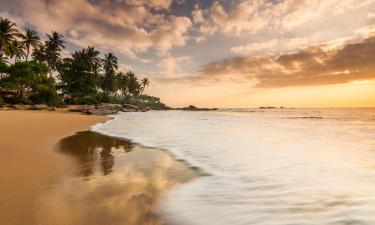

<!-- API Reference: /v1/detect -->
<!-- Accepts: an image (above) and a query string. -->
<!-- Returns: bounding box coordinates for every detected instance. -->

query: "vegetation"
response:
[0,17,163,108]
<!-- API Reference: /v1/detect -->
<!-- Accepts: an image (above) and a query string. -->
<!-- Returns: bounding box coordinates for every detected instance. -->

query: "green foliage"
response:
[0,16,165,108]
[0,60,8,73]
[22,28,41,61]
[0,17,25,59]
[0,61,59,105]
[127,94,168,110]
[0,95,4,106]
[101,53,118,94]
[58,46,102,101]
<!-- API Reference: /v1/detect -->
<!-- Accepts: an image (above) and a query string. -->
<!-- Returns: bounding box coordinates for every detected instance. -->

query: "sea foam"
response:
[92,109,375,225]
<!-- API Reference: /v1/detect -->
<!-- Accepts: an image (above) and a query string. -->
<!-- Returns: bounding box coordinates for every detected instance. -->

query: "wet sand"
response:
[0,110,198,225]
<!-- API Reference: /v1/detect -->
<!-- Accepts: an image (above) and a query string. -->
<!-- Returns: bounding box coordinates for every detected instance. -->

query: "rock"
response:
[32,104,51,110]
[68,105,95,113]
[8,104,35,110]
[86,108,118,115]
[96,103,123,111]
[179,105,218,111]
[259,106,276,109]
[187,105,198,110]
[120,108,137,112]
[122,104,139,111]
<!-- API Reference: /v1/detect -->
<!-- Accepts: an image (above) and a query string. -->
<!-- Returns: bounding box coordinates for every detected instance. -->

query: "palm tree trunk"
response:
[0,47,3,59]
[26,46,30,62]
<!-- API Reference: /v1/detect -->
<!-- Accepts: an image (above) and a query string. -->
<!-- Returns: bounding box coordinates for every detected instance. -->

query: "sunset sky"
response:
[1,0,374,107]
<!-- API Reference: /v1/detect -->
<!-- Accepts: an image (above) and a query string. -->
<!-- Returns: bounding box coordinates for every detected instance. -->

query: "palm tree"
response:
[9,40,26,63]
[117,72,129,97]
[84,46,101,69]
[126,71,141,96]
[101,53,119,94]
[45,31,65,77]
[0,55,8,64]
[103,53,118,73]
[101,52,119,94]
[0,17,24,59]
[21,28,41,61]
[32,44,47,63]
[141,77,150,93]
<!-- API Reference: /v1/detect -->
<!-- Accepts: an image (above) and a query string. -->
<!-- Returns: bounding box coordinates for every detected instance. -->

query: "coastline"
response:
[0,110,198,225]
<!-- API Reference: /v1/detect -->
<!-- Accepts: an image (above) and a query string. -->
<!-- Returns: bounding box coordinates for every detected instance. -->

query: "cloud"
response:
[231,39,279,55]
[159,56,191,76]
[151,16,192,55]
[191,0,374,42]
[0,0,191,58]
[173,35,375,88]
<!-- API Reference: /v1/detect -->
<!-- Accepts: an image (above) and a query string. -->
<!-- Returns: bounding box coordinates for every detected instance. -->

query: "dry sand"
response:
[0,110,106,225]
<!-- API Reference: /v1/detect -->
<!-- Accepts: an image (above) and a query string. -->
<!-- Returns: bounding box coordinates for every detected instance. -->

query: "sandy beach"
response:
[0,110,198,225]
[0,110,106,225]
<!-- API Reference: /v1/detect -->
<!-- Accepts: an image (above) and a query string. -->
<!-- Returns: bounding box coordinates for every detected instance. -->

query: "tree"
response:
[32,44,47,63]
[9,40,25,63]
[117,72,129,98]
[58,46,102,101]
[45,31,65,77]
[0,61,59,105]
[141,77,150,93]
[0,17,24,59]
[101,53,118,94]
[126,71,142,96]
[0,55,8,64]
[21,28,41,61]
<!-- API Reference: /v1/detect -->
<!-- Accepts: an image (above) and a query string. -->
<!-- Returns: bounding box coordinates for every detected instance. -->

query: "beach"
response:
[0,110,106,225]
[0,110,198,225]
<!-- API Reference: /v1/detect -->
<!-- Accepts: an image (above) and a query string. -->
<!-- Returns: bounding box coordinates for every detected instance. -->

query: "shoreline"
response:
[0,110,198,225]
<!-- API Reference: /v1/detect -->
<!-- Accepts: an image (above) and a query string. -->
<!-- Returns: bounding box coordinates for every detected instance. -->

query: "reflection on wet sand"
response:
[34,131,198,225]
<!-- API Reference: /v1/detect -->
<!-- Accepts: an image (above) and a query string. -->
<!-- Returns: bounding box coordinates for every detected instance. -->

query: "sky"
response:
[0,0,374,107]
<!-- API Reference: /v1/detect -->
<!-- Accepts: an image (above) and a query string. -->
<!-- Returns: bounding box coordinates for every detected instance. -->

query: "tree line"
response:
[0,17,163,107]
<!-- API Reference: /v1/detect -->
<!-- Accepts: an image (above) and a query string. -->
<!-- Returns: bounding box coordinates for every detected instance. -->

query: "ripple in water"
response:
[92,109,375,225]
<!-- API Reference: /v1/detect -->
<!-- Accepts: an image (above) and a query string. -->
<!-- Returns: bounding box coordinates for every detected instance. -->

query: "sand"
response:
[0,110,198,225]
[0,110,106,225]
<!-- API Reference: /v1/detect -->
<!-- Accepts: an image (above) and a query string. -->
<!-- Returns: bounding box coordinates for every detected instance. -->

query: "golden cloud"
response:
[157,35,375,88]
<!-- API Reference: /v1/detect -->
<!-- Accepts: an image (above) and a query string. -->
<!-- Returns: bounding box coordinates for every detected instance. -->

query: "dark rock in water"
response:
[179,105,218,111]
[259,106,277,109]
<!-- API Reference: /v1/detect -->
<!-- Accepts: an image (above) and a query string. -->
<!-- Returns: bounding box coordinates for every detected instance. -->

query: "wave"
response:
[92,109,375,225]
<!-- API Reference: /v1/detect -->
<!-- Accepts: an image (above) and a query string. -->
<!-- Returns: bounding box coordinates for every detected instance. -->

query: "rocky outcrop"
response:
[96,103,123,111]
[178,105,218,111]
[86,108,118,115]
[68,105,96,113]
[7,104,54,111]
[33,104,55,111]
[121,104,139,112]
[68,103,151,115]
[8,104,36,110]
[5,103,152,115]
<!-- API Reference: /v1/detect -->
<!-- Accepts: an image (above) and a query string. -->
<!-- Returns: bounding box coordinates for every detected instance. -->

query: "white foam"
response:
[92,109,375,225]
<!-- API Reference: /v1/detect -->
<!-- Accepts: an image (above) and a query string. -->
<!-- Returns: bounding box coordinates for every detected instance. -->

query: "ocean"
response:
[92,108,375,225]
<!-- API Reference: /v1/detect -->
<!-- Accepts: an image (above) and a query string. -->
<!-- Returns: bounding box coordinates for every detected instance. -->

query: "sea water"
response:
[92,108,375,225]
